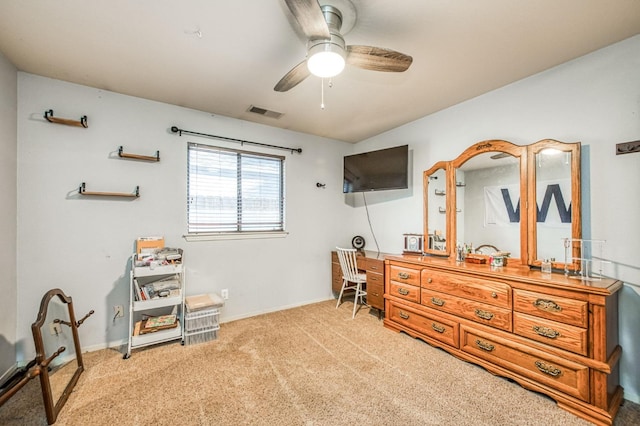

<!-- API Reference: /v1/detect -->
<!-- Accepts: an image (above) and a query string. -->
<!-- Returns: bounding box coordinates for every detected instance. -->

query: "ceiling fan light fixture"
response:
[307,49,345,78]
[307,30,346,78]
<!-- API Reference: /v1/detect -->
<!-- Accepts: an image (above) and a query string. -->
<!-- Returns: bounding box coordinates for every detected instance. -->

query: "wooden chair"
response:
[335,247,367,319]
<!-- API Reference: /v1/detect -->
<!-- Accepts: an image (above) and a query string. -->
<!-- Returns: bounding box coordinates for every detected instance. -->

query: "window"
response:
[187,143,285,234]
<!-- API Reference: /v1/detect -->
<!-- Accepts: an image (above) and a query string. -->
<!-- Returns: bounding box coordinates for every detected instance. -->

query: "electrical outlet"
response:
[49,322,62,336]
[221,289,229,300]
[114,305,124,318]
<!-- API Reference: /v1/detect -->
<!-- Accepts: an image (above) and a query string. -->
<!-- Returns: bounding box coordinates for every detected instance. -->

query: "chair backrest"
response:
[336,247,361,282]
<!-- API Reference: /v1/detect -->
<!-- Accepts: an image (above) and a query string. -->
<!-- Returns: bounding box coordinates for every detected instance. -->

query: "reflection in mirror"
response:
[42,297,77,415]
[423,162,449,255]
[455,152,521,260]
[529,140,580,266]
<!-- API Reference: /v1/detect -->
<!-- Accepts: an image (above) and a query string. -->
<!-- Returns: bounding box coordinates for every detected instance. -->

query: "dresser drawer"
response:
[461,325,589,401]
[389,281,421,304]
[513,289,587,328]
[389,265,421,286]
[513,312,588,356]
[365,257,384,273]
[388,301,459,348]
[366,276,384,310]
[421,288,512,332]
[421,269,511,309]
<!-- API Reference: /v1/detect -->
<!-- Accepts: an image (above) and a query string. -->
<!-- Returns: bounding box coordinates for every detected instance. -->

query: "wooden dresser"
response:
[384,254,623,426]
[331,250,386,315]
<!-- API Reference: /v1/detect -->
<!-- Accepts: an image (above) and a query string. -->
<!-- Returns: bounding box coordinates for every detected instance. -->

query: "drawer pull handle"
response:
[475,339,495,352]
[533,299,562,313]
[431,323,445,333]
[431,297,445,307]
[427,278,433,283]
[475,309,494,320]
[398,272,410,280]
[372,292,379,297]
[535,361,562,377]
[398,288,410,296]
[533,326,560,339]
[491,292,497,298]
[399,312,409,320]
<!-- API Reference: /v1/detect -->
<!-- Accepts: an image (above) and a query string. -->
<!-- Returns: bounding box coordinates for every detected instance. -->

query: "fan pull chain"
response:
[320,78,334,110]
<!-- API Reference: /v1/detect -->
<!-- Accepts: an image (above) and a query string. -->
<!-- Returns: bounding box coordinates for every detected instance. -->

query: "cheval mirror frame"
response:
[32,289,91,425]
[424,138,581,268]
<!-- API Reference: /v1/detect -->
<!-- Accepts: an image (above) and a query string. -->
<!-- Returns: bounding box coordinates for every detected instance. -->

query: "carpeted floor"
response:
[1,300,639,425]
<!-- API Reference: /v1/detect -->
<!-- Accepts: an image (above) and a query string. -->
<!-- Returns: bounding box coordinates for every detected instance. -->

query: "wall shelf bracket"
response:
[118,146,160,162]
[78,182,140,198]
[44,109,88,128]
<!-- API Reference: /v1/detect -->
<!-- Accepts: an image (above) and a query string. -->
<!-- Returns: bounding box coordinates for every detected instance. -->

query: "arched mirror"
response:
[527,139,581,267]
[32,289,92,424]
[451,140,527,264]
[423,162,450,255]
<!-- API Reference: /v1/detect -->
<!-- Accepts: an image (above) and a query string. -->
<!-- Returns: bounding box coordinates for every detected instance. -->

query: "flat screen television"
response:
[343,145,409,193]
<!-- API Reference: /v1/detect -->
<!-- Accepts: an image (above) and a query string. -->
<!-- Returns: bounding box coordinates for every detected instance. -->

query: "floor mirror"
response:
[31,288,93,424]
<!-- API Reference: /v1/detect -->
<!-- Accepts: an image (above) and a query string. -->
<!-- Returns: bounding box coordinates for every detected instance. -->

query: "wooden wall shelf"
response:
[118,146,160,162]
[44,109,88,128]
[78,182,139,198]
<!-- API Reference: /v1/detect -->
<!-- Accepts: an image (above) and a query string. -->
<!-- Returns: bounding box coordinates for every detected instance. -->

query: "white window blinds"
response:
[188,143,285,233]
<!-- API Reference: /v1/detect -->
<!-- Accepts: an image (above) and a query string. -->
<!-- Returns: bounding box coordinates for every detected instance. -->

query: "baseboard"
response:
[624,392,639,405]
[218,297,334,324]
[0,364,18,388]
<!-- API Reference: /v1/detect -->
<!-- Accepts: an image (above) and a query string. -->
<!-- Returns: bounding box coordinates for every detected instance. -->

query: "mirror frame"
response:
[423,139,581,267]
[451,140,528,265]
[527,139,581,267]
[423,161,452,256]
[31,288,84,425]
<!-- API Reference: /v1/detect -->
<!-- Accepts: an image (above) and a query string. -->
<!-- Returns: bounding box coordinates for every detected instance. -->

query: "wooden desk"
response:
[331,250,388,315]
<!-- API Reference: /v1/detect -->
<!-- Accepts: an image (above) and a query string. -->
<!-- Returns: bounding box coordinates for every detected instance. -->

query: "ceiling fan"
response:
[274,0,413,92]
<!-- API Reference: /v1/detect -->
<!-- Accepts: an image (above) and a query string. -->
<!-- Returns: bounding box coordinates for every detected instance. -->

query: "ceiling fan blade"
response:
[274,60,311,92]
[346,45,413,72]
[284,0,331,40]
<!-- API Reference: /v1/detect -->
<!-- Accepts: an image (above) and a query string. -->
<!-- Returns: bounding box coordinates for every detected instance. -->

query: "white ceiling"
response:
[0,1,638,143]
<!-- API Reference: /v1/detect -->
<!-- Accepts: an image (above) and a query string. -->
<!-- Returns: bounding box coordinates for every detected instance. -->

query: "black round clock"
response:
[352,235,365,250]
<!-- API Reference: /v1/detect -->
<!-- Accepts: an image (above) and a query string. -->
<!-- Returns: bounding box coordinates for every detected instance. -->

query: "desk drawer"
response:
[389,265,421,286]
[421,288,512,332]
[421,269,511,309]
[513,289,587,328]
[461,325,589,401]
[513,312,587,356]
[365,258,384,273]
[366,274,384,310]
[389,282,420,304]
[388,301,459,348]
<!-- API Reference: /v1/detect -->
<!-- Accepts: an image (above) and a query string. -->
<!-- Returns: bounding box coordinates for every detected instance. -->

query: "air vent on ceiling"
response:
[247,105,283,119]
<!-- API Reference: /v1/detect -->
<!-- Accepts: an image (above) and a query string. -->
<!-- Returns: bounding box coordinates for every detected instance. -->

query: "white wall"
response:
[0,51,17,378]
[354,35,640,402]
[16,74,355,359]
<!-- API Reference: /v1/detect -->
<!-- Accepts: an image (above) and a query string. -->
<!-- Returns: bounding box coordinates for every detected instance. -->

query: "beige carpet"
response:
[1,300,639,425]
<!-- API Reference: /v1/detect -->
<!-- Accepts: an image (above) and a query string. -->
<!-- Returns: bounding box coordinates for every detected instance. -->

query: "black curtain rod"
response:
[170,126,302,154]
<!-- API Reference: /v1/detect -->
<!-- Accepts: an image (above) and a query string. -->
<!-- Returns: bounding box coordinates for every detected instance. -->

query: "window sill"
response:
[183,231,289,242]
